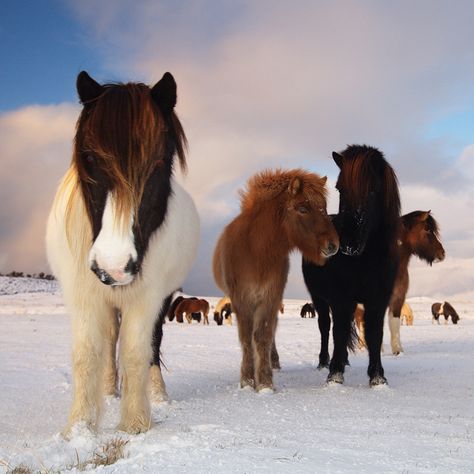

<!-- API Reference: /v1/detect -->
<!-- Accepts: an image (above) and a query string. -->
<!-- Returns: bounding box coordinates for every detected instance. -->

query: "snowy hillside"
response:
[0,277,473,473]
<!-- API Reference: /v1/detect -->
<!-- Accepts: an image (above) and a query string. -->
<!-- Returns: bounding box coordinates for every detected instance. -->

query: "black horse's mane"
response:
[339,144,401,245]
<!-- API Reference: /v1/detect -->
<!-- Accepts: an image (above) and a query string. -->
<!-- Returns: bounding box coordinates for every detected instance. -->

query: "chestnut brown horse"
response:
[388,211,445,353]
[175,297,210,324]
[356,210,445,354]
[213,169,339,392]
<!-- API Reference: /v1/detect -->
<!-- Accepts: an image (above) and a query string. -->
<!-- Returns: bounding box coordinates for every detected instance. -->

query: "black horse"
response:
[300,303,316,318]
[303,145,400,386]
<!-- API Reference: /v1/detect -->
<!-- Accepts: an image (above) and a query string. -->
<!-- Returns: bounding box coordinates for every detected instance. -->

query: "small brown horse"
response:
[175,297,210,324]
[432,302,460,324]
[388,211,445,353]
[213,169,339,392]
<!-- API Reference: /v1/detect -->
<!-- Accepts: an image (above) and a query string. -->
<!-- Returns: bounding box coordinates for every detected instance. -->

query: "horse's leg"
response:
[271,336,281,370]
[64,302,112,436]
[388,297,404,355]
[328,302,355,384]
[103,310,120,396]
[150,294,173,404]
[253,303,278,392]
[388,275,406,354]
[364,303,388,385]
[235,305,255,389]
[314,298,331,369]
[118,307,157,434]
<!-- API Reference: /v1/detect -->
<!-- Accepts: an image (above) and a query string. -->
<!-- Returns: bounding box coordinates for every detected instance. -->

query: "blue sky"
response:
[1,1,473,298]
[0,1,99,110]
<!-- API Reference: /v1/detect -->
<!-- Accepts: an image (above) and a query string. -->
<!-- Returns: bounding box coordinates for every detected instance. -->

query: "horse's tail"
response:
[152,292,174,369]
[347,319,359,353]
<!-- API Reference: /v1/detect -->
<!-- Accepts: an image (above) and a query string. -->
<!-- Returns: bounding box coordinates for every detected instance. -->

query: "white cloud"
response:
[0,104,78,273]
[3,1,474,298]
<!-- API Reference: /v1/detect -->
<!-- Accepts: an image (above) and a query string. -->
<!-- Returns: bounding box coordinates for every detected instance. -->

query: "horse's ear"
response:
[77,71,104,104]
[421,210,431,221]
[320,175,327,186]
[289,177,302,196]
[332,152,344,169]
[151,72,177,115]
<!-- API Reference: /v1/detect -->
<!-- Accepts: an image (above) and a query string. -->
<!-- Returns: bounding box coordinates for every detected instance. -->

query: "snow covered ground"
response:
[0,276,473,473]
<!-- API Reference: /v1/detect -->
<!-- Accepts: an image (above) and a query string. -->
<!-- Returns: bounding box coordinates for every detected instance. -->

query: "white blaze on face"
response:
[89,193,138,286]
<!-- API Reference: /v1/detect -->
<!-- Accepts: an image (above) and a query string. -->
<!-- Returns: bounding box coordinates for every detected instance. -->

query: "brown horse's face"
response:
[405,212,445,264]
[284,176,339,265]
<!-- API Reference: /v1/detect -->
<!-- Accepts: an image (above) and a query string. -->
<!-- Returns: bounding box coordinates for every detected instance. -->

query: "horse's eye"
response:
[298,205,309,214]
[85,154,95,165]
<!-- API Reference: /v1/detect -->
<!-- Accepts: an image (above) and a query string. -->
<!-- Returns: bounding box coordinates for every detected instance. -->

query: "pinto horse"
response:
[432,302,460,324]
[213,169,339,392]
[214,296,232,325]
[46,71,199,435]
[303,145,400,386]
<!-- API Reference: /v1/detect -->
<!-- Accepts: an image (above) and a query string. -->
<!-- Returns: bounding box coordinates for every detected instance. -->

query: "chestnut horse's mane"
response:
[239,168,327,213]
[72,81,187,225]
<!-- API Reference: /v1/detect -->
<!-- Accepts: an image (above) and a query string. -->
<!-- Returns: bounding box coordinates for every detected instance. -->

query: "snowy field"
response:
[1,276,473,473]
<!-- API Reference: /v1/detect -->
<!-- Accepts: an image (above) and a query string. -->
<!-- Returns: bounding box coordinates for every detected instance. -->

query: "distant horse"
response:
[46,71,199,435]
[400,302,414,326]
[303,145,401,386]
[300,303,316,318]
[355,210,445,353]
[168,296,185,322]
[175,297,210,324]
[214,296,232,325]
[388,211,445,353]
[222,303,233,325]
[431,302,460,324]
[213,169,339,392]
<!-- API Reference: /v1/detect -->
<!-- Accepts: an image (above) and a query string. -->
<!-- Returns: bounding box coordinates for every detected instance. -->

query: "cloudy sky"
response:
[1,0,473,298]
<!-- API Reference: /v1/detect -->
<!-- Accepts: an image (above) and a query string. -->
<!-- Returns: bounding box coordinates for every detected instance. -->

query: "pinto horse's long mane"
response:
[69,82,187,232]
[338,145,401,249]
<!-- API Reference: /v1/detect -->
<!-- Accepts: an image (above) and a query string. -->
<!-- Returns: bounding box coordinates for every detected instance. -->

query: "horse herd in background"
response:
[46,71,457,436]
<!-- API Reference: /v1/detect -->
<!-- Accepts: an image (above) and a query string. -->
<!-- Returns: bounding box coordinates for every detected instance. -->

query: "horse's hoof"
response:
[257,385,275,394]
[150,390,169,405]
[240,379,255,390]
[370,375,388,386]
[117,417,152,434]
[61,420,95,440]
[327,372,344,384]
[317,361,329,370]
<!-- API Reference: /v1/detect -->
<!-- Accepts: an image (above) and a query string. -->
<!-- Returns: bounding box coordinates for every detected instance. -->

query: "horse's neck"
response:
[247,204,289,257]
[398,243,413,267]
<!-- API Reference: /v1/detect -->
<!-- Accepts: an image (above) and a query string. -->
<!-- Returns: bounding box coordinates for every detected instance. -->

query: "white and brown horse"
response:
[432,302,460,324]
[46,71,199,435]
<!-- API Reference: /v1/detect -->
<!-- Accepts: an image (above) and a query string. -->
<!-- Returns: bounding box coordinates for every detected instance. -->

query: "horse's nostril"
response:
[124,257,139,275]
[90,261,116,286]
[327,242,338,255]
